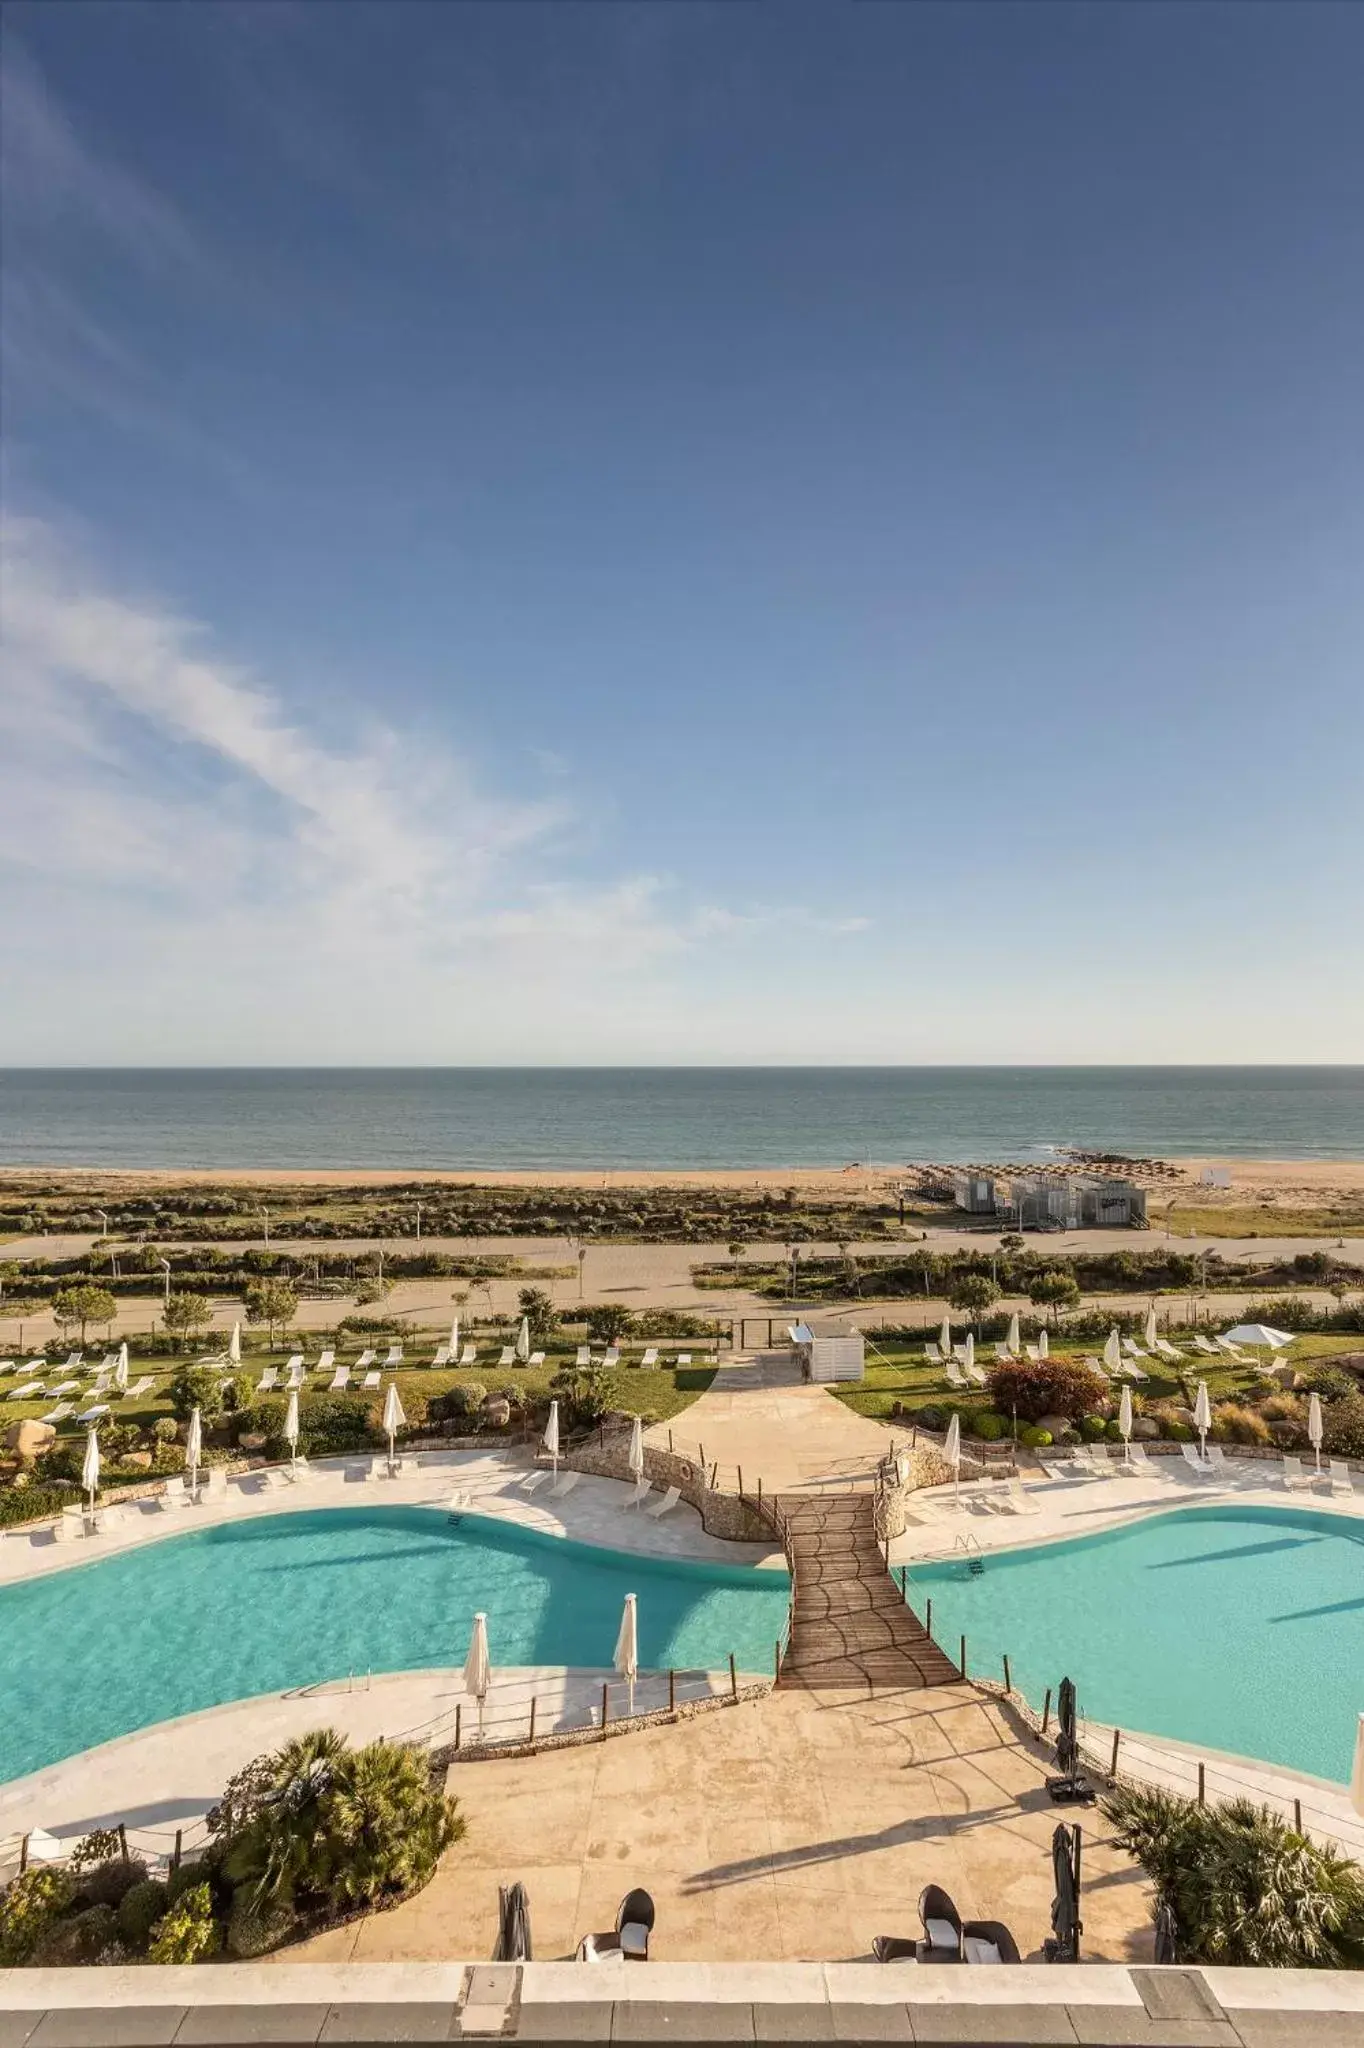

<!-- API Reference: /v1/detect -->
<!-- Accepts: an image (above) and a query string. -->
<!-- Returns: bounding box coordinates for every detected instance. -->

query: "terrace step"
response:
[775,1492,962,1694]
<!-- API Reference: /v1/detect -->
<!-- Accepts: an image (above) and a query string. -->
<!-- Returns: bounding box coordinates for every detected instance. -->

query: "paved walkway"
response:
[649,1350,890,1495]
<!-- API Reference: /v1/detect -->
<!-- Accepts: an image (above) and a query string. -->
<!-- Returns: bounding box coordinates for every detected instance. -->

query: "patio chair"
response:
[645,1485,681,1519]
[1204,1446,1237,1480]
[40,1403,73,1425]
[675,1353,692,1367]
[1180,1444,1215,1482]
[384,1345,403,1368]
[285,1366,305,1390]
[1329,1458,1357,1497]
[1122,1339,1149,1360]
[354,1349,377,1371]
[61,1352,83,1372]
[52,1507,79,1543]
[431,1345,450,1368]
[603,1348,621,1368]
[315,1349,336,1375]
[640,1347,659,1368]
[620,1478,651,1511]
[924,1341,942,1363]
[1075,1446,1113,1478]
[76,1403,109,1424]
[549,1470,580,1499]
[498,1347,516,1368]
[1002,1476,1041,1515]
[6,1383,39,1401]
[965,1364,988,1387]
[577,1888,655,1963]
[124,1376,155,1398]
[49,1379,80,1396]
[362,1369,381,1388]
[158,1476,193,1511]
[1115,1443,1151,1476]
[944,1363,968,1390]
[1279,1453,1313,1491]
[460,1344,478,1365]
[576,1347,591,1366]
[0,1360,13,1376]
[284,1353,304,1376]
[1192,1336,1219,1357]
[200,1467,229,1502]
[528,1351,546,1368]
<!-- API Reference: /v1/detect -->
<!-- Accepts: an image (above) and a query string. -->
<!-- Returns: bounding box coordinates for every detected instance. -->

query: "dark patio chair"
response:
[576,1887,656,1962]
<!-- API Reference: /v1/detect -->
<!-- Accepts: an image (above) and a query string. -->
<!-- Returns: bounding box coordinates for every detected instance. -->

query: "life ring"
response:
[677,1460,694,1482]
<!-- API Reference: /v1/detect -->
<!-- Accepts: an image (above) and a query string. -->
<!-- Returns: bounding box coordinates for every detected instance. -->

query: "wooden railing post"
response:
[959,1635,967,1680]
[601,1681,610,1734]
[454,1704,462,1750]
[1198,1762,1206,1806]
[1003,1654,1011,1694]
[668,1668,676,1713]
[1041,1687,1052,1736]
[1109,1728,1121,1778]
[729,1652,738,1699]
[529,1697,537,1743]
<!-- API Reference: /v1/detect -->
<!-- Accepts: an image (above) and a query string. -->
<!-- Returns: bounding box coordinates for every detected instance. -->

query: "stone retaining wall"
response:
[562,1433,772,1542]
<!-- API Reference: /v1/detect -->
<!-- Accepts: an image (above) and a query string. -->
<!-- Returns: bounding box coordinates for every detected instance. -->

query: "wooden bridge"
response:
[774,1492,962,1693]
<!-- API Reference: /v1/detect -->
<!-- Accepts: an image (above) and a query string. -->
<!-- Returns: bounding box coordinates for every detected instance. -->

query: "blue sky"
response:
[2,1,1361,1064]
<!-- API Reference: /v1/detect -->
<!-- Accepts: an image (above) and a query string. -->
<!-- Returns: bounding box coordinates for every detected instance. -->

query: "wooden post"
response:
[899,1566,907,1596]
[774,1638,781,1679]
[529,1697,537,1744]
[1041,1687,1052,1736]
[959,1635,967,1679]
[118,1822,129,1863]
[1110,1728,1121,1779]
[1198,1762,1206,1806]
[668,1429,674,1453]
[757,1475,763,1506]
[738,1465,744,1496]
[454,1704,462,1751]
[173,1829,183,1872]
[1003,1654,1011,1694]
[601,1681,610,1734]
[925,1597,932,1639]
[669,1667,676,1712]
[19,1833,29,1876]
[1294,1798,1303,1834]
[710,1462,718,1489]
[729,1652,738,1699]
[699,1442,706,1470]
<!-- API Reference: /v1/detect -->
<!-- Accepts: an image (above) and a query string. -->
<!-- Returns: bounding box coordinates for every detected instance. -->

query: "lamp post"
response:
[259,1207,270,1248]
[96,1210,109,1239]
[415,1202,422,1243]
[159,1259,171,1307]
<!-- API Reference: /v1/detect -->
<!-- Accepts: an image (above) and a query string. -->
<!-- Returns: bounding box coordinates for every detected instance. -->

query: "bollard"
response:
[529,1697,537,1743]
[959,1635,967,1679]
[1294,1798,1303,1834]
[173,1829,183,1873]
[1042,1687,1052,1737]
[601,1681,610,1734]
[729,1651,738,1700]
[669,1668,676,1713]
[1110,1729,1121,1779]
[1198,1763,1206,1806]
[454,1704,462,1751]
[1003,1654,1011,1695]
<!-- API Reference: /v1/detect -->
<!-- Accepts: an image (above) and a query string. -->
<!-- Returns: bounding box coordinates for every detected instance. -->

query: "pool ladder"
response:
[953,1533,986,1576]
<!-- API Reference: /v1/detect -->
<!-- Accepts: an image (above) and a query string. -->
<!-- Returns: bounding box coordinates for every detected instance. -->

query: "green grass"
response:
[1161,1204,1364,1238]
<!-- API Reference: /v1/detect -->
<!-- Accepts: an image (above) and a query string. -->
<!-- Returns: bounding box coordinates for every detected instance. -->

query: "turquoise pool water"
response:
[0,1508,790,1784]
[908,1506,1364,1785]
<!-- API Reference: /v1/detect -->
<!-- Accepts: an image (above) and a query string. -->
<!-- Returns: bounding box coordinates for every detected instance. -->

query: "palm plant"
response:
[324,1740,464,1907]
[223,1728,347,1912]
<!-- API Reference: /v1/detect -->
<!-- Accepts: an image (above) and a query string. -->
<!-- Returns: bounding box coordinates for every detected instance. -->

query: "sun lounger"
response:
[459,1344,477,1365]
[645,1484,682,1519]
[7,1383,43,1401]
[1329,1458,1356,1496]
[1204,1446,1236,1479]
[924,1341,942,1363]
[384,1345,403,1367]
[602,1348,620,1368]
[22,1358,44,1374]
[1181,1444,1215,1481]
[1215,1337,1248,1360]
[498,1346,515,1367]
[675,1353,692,1366]
[1115,1442,1152,1475]
[76,1403,109,1423]
[49,1379,80,1396]
[329,1366,351,1391]
[1153,1338,1184,1361]
[284,1457,313,1483]
[61,1352,83,1372]
[1001,1476,1040,1514]
[992,1345,1014,1363]
[125,1376,154,1398]
[1118,1360,1150,1383]
[528,1350,545,1368]
[953,1343,970,1363]
[944,1363,968,1390]
[285,1365,305,1389]
[1191,1335,1219,1356]
[430,1344,450,1368]
[158,1475,194,1510]
[640,1347,659,1368]
[359,1367,379,1388]
[576,1346,591,1366]
[965,1364,988,1387]
[200,1466,228,1501]
[284,1353,304,1375]
[257,1367,279,1393]
[96,1353,119,1372]
[549,1470,580,1498]
[1076,1446,1113,1477]
[1037,1456,1086,1483]
[1121,1338,1150,1360]
[1280,1453,1314,1492]
[52,1507,81,1542]
[518,1469,549,1494]
[0,1361,13,1376]
[620,1478,652,1510]
[354,1349,376,1371]
[1024,1343,1041,1363]
[40,1403,73,1425]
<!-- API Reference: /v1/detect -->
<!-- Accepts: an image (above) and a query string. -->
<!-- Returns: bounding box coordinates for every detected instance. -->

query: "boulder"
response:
[122,1450,153,1470]
[1037,1414,1070,1441]
[238,1431,268,1452]
[483,1398,511,1427]
[1131,1417,1161,1440]
[4,1419,56,1466]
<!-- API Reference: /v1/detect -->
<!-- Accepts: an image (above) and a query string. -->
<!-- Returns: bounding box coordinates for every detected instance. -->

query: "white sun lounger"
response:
[354,1349,376,1371]
[1037,1456,1086,1483]
[329,1366,351,1391]
[7,1383,43,1401]
[603,1348,621,1368]
[1122,1339,1150,1360]
[575,1346,591,1366]
[1215,1337,1249,1360]
[0,1361,13,1376]
[1192,1336,1220,1356]
[1115,1443,1152,1475]
[40,1404,73,1425]
[362,1368,381,1388]
[993,1345,1014,1363]
[96,1352,119,1372]
[49,1379,80,1396]
[1024,1344,1041,1363]
[200,1466,228,1502]
[498,1347,516,1367]
[315,1349,335,1375]
[1180,1444,1216,1481]
[645,1484,682,1519]
[257,1367,279,1393]
[158,1476,194,1510]
[518,1469,549,1494]
[640,1347,659,1368]
[621,1478,652,1510]
[944,1364,968,1390]
[431,1345,450,1368]
[1204,1446,1239,1480]
[60,1352,83,1372]
[549,1470,580,1498]
[1153,1338,1184,1361]
[1002,1476,1041,1514]
[528,1350,545,1368]
[52,1507,81,1542]
[284,1353,304,1376]
[285,1365,305,1389]
[924,1341,942,1363]
[384,1346,403,1367]
[1280,1453,1314,1492]
[18,1361,44,1377]
[675,1353,692,1366]
[965,1364,988,1387]
[1329,1458,1357,1496]
[125,1376,154,1398]
[76,1403,109,1423]
[459,1344,477,1365]
[1076,1446,1114,1478]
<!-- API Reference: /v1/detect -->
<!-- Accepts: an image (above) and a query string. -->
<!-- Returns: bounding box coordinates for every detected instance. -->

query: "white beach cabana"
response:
[464,1613,491,1739]
[383,1381,407,1475]
[614,1592,639,1716]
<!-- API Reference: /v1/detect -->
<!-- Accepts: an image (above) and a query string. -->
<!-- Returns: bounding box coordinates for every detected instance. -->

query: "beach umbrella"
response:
[81,1426,100,1515]
[114,1348,128,1393]
[1007,1311,1020,1354]
[1223,1324,1295,1351]
[1118,1384,1133,1464]
[939,1315,951,1358]
[964,1332,975,1373]
[1047,1821,1082,1964]
[1103,1328,1122,1374]
[448,1315,460,1361]
[1144,1305,1158,1351]
[185,1406,202,1497]
[614,1591,639,1715]
[284,1388,300,1470]
[464,1612,491,1738]
[944,1413,961,1505]
[515,1317,530,1363]
[1037,1328,1049,1361]
[228,1323,241,1364]
[1193,1381,1212,1463]
[1307,1392,1324,1476]
[1351,1715,1364,1820]
[494,1882,532,1962]
[628,1415,645,1484]
[21,1828,64,1867]
[543,1399,560,1476]
[383,1381,407,1475]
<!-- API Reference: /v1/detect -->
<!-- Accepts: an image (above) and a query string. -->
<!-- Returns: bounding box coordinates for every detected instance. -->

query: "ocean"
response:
[0,1067,1361,1170]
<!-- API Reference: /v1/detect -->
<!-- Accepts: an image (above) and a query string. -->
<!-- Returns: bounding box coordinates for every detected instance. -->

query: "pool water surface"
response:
[0,1506,790,1783]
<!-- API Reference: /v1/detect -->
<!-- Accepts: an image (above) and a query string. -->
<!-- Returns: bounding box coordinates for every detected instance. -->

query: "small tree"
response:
[51,1284,117,1346]
[163,1292,213,1353]
[949,1273,1000,1329]
[727,1241,747,1268]
[244,1280,298,1347]
[167,1364,231,1423]
[585,1303,634,1345]
[0,1260,21,1302]
[517,1287,559,1340]
[1028,1270,1081,1327]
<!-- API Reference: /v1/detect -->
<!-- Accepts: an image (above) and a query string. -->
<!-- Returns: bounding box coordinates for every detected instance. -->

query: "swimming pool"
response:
[907,1505,1364,1785]
[0,1507,790,1784]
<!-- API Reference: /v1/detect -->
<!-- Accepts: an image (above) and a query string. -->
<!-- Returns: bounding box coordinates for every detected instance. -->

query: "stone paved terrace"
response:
[647,1351,892,1495]
[3,1961,1364,2046]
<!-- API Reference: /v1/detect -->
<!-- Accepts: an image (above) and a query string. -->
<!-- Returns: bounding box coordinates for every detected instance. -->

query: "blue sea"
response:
[0,1067,1361,1169]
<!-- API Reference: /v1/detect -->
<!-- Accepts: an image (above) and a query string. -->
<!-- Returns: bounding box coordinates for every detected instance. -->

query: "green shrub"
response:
[969,1412,1006,1441]
[1020,1425,1052,1449]
[147,1881,217,1963]
[1210,1402,1272,1446]
[225,1893,297,1958]
[1079,1414,1109,1442]
[28,1902,121,1966]
[1104,1418,1125,1441]
[0,1483,77,1529]
[1322,1394,1364,1462]
[1300,1364,1357,1403]
[913,1404,947,1432]
[152,1417,180,1444]
[116,1878,170,1950]
[0,1865,74,1965]
[167,1856,218,1905]
[1163,1418,1195,1442]
[72,1855,147,1909]
[167,1365,231,1423]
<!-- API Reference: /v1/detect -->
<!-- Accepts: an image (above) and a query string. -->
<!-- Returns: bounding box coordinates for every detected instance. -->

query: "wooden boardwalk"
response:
[776,1492,962,1693]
